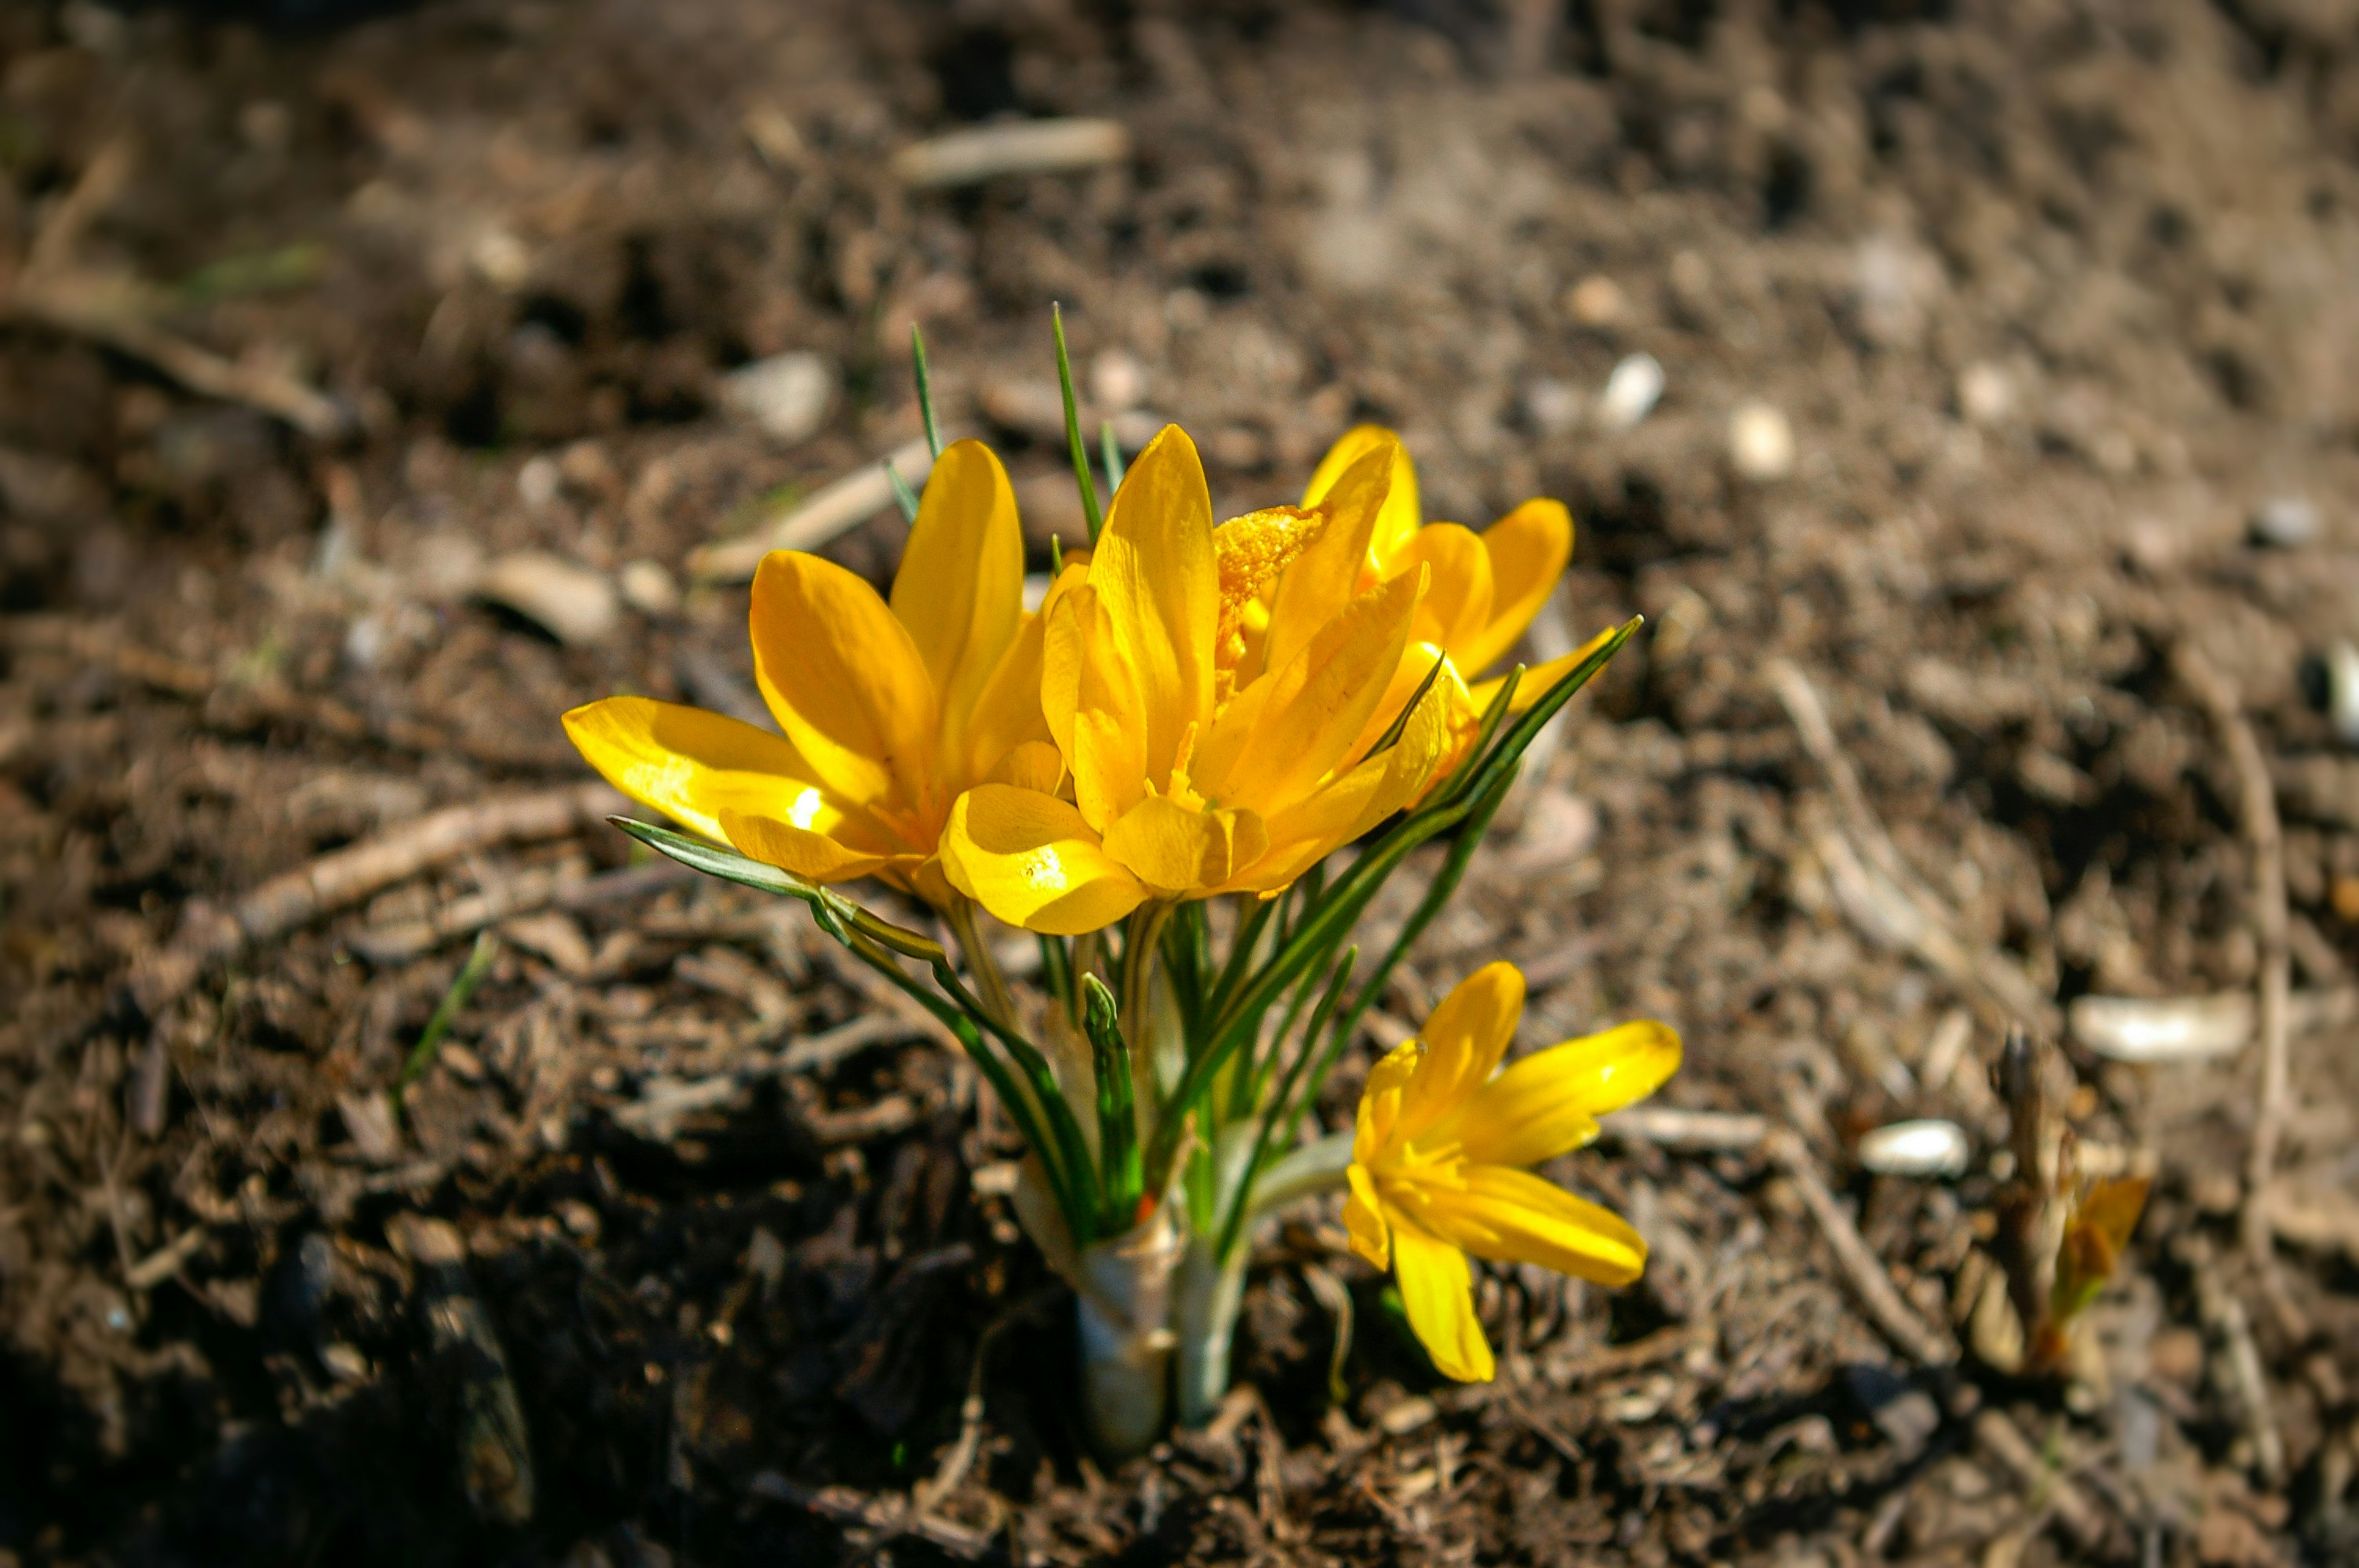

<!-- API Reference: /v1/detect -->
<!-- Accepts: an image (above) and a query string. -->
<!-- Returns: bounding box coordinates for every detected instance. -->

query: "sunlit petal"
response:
[1390,1212,1493,1381]
[1441,1022,1683,1168]
[963,607,1053,786]
[891,439,1025,764]
[749,551,939,815]
[1384,522,1492,658]
[940,785,1150,935]
[1091,425,1217,787]
[1301,424,1420,564]
[565,696,860,846]
[1267,435,1400,676]
[718,806,899,885]
[1457,499,1572,677]
[1468,622,1622,717]
[1345,1163,1391,1272]
[1416,1166,1648,1287]
[1395,963,1525,1145]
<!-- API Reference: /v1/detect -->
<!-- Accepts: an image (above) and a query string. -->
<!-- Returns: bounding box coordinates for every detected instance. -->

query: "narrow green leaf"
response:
[1100,419,1125,499]
[911,324,942,459]
[1451,617,1640,808]
[1370,649,1448,758]
[402,929,500,1089]
[1052,303,1105,543]
[886,459,921,524]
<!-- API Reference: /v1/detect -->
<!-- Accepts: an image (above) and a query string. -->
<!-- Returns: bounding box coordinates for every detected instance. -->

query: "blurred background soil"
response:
[5,0,2359,1562]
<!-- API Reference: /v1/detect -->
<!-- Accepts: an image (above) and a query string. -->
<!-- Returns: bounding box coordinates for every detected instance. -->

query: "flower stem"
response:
[946,896,1018,1032]
[1074,1207,1182,1458]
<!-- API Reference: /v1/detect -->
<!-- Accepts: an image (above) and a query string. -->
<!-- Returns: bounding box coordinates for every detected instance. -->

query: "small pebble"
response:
[1089,349,1147,412]
[617,559,680,617]
[2249,495,2320,549]
[517,455,561,510]
[1563,274,1626,326]
[474,550,621,645]
[2315,640,2359,746]
[1523,377,1583,437]
[1856,1119,1970,1178]
[1727,399,1795,479]
[1596,353,1664,431]
[719,350,837,445]
[1957,362,2013,425]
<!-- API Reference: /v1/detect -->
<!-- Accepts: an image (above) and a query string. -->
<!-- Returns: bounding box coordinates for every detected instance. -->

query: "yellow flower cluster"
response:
[566,423,1583,934]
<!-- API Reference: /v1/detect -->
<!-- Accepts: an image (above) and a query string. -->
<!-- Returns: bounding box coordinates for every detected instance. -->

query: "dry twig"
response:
[1,615,579,773]
[1766,1128,1957,1367]
[689,437,940,583]
[1768,660,2055,1032]
[2,140,350,437]
[2171,646,2293,1274]
[131,783,623,1017]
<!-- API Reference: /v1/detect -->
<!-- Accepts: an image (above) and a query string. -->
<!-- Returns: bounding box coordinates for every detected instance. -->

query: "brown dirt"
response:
[5,0,2359,1562]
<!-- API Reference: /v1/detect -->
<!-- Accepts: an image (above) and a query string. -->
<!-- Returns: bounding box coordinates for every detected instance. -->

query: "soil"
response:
[5,0,2359,1563]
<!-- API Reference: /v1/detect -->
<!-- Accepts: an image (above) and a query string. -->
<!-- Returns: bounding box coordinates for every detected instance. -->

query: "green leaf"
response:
[1052,303,1105,543]
[886,459,921,524]
[911,324,942,459]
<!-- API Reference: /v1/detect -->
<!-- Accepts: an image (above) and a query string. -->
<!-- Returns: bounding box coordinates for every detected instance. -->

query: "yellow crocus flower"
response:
[564,439,1054,908]
[940,425,1453,934]
[1345,961,1679,1381]
[1303,426,1602,713]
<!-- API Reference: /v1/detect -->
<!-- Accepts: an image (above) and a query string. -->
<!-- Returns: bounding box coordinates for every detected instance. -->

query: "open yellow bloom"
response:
[940,426,1453,934]
[1345,962,1679,1381]
[564,439,1052,907]
[1303,426,1607,713]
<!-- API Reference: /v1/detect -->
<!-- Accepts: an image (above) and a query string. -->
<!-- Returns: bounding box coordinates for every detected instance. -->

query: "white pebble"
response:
[720,350,838,445]
[517,455,561,510]
[2251,495,2320,549]
[618,559,681,617]
[2324,640,2359,747]
[2068,992,2252,1062]
[1856,1120,1971,1179]
[1089,349,1147,413]
[1523,378,1583,437]
[1727,400,1794,479]
[1957,362,2013,426]
[1596,353,1664,431]
[474,551,620,645]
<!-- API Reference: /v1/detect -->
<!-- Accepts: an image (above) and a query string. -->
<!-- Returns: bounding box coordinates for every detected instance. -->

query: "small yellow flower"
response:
[564,439,1053,908]
[1303,426,1610,716]
[940,425,1454,934]
[1345,962,1679,1381]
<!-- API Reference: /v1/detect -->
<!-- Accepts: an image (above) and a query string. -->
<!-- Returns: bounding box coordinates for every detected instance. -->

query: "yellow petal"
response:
[1345,1163,1391,1272]
[987,739,1067,793]
[1385,523,1493,659]
[963,608,1053,786]
[1303,424,1420,564]
[717,806,899,885]
[1332,641,1467,780]
[1267,434,1402,677]
[564,696,855,845]
[1194,566,1424,815]
[1468,622,1623,717]
[1441,1021,1682,1168]
[1391,962,1525,1146]
[750,551,939,814]
[1232,672,1452,892]
[1415,1165,1647,1287]
[1066,586,1150,830]
[1456,499,1572,677]
[1102,796,1268,898]
[1092,425,1217,789]
[940,785,1150,935]
[1354,1040,1423,1164]
[891,439,1024,764]
[1390,1211,1494,1381]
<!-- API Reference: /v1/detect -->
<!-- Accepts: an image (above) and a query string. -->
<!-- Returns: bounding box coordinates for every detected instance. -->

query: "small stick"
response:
[1599,1105,1769,1152]
[0,615,577,771]
[2172,645,2292,1275]
[1772,660,2055,1030]
[129,782,623,1017]
[1768,1128,1957,1367]
[689,437,940,583]
[1972,1408,2114,1555]
[2185,1236,2286,1486]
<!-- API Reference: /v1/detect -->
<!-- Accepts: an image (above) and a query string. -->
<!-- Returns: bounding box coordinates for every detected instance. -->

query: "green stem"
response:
[945,897,1017,1031]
